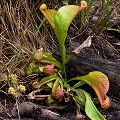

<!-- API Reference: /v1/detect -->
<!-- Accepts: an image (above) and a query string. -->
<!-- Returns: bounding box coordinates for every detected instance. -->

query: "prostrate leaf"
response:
[73,89,106,120]
[82,90,106,120]
[79,71,111,109]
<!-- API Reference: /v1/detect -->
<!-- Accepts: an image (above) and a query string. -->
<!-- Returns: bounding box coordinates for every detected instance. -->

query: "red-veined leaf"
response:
[73,71,110,109]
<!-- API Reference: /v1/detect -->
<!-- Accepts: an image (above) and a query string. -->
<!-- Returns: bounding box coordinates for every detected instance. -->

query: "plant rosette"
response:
[25,1,111,119]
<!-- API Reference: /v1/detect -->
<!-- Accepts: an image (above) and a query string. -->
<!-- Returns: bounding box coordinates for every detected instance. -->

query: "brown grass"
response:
[0,0,57,73]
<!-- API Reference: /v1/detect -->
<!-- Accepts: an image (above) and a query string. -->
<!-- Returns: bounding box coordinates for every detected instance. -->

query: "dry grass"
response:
[0,0,56,52]
[0,0,57,73]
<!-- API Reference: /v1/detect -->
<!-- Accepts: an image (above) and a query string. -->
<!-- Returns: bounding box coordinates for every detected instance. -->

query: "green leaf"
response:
[92,98,100,105]
[46,94,55,106]
[41,58,61,69]
[76,71,110,109]
[40,1,87,78]
[67,77,86,88]
[54,1,87,65]
[33,51,61,69]
[47,82,53,88]
[72,81,85,88]
[52,77,64,100]
[39,73,58,88]
[82,90,106,120]
[43,9,57,29]
[43,52,61,69]
[73,89,86,106]
[55,5,83,48]
[40,1,87,50]
[40,3,57,29]
[73,89,106,119]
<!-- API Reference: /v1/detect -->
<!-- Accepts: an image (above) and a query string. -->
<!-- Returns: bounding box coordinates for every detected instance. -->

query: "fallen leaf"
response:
[73,36,92,54]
